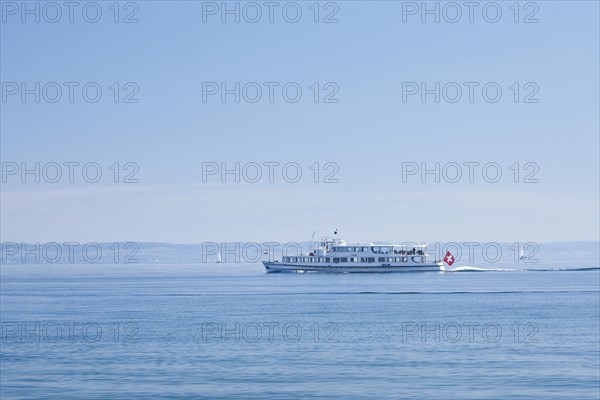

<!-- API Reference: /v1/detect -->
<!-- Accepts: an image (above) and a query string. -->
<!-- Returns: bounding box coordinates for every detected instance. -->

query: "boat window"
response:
[325,258,330,262]
[290,257,296,262]
[333,258,340,263]
[341,257,348,262]
[412,256,422,263]
[368,257,375,263]
[378,257,385,262]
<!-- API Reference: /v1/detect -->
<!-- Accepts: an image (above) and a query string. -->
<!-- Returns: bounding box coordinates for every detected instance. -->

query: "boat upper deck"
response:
[328,243,427,255]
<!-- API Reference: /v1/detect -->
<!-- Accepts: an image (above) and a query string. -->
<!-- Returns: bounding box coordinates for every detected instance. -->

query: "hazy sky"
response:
[1,1,599,243]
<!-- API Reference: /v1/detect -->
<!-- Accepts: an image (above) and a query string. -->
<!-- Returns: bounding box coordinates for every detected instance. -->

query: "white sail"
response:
[519,245,525,261]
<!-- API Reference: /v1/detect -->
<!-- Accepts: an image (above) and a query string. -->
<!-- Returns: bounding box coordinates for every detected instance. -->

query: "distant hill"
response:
[1,241,598,268]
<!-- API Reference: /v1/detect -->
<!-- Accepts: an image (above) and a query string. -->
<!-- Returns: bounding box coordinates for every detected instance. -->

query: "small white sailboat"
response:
[519,245,526,261]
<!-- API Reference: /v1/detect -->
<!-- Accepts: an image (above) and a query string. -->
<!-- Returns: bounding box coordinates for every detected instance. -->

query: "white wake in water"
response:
[448,266,527,272]
[448,266,599,272]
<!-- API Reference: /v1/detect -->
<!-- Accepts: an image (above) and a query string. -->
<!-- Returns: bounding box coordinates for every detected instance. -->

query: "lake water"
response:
[1,264,599,399]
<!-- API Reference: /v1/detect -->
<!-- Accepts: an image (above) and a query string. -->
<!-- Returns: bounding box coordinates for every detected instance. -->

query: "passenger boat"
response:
[263,236,445,273]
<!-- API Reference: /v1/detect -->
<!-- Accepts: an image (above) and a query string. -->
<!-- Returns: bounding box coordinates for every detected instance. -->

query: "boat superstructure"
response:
[263,236,445,273]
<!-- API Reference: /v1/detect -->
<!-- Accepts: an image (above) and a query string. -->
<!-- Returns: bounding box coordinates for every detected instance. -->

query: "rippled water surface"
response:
[1,264,599,399]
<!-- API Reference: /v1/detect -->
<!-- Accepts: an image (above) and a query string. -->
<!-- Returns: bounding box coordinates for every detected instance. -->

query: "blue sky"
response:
[1,1,599,243]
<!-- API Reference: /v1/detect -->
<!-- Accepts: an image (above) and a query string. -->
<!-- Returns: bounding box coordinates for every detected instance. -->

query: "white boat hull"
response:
[263,261,445,273]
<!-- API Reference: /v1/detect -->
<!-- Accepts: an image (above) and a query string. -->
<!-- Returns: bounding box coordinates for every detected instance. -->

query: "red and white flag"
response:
[443,251,455,266]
